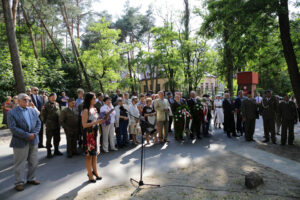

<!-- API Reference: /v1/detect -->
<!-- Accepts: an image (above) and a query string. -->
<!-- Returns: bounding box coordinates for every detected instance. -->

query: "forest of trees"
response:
[0,0,299,102]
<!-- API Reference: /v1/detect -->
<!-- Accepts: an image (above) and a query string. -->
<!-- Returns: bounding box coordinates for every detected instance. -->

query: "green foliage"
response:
[82,19,122,93]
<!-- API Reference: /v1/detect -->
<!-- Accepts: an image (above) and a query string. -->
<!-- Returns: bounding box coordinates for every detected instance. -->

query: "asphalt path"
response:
[0,118,299,200]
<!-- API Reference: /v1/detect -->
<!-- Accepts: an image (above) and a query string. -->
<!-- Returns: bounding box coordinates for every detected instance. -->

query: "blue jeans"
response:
[118,121,129,147]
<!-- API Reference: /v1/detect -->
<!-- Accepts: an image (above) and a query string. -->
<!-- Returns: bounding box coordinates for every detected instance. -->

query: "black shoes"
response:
[38,144,46,148]
[87,171,102,183]
[54,150,63,156]
[262,139,269,143]
[92,171,102,180]
[47,149,53,158]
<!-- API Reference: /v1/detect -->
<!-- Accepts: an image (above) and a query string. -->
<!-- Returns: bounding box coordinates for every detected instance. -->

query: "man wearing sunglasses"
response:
[31,87,45,148]
[7,93,42,191]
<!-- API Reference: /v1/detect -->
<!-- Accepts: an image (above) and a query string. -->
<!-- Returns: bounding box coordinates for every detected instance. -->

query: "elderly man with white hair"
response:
[7,93,42,191]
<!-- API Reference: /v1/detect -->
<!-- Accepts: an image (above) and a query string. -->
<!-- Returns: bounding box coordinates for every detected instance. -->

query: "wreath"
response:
[174,105,192,132]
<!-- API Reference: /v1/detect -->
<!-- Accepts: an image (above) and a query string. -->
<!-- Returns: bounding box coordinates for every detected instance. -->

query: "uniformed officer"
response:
[42,93,62,158]
[59,98,79,157]
[278,94,298,145]
[260,90,277,144]
[241,91,257,141]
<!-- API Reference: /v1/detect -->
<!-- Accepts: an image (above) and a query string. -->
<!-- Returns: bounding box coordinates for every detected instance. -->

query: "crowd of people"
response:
[2,87,300,191]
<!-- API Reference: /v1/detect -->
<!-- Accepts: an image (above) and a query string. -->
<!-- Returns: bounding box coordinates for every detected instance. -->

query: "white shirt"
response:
[100,104,116,124]
[256,96,262,103]
[115,105,121,127]
[129,103,139,124]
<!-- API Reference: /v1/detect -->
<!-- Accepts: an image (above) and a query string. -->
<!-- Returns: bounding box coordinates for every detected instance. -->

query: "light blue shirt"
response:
[75,98,84,108]
[20,107,31,131]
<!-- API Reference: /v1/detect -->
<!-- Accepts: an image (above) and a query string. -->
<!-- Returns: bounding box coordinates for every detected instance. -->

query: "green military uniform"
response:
[278,101,298,145]
[260,96,277,143]
[42,101,61,155]
[241,98,257,141]
[59,107,79,157]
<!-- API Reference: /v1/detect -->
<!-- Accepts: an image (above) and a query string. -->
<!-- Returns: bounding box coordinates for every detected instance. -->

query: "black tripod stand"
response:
[127,112,160,196]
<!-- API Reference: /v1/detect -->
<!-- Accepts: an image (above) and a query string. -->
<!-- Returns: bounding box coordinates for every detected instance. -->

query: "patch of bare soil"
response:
[254,136,300,163]
[70,152,300,200]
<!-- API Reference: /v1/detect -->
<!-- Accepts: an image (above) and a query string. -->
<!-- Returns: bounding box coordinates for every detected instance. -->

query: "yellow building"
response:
[139,72,220,95]
[139,78,168,94]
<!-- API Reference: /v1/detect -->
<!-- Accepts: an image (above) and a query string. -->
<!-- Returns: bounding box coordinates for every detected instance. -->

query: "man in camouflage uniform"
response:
[260,90,277,144]
[59,98,79,157]
[241,91,257,142]
[42,93,62,158]
[278,94,298,145]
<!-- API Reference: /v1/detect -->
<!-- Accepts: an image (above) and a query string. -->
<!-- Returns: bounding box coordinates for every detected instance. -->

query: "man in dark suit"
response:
[260,90,277,144]
[278,94,298,145]
[223,93,238,138]
[31,87,45,148]
[167,92,174,133]
[241,91,258,141]
[234,90,244,136]
[188,91,201,139]
[7,93,41,191]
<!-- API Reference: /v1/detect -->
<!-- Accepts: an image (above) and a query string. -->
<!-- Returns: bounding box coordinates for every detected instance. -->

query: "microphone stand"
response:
[125,110,160,196]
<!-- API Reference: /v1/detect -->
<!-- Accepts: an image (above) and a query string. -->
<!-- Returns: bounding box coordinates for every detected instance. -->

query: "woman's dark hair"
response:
[83,92,95,110]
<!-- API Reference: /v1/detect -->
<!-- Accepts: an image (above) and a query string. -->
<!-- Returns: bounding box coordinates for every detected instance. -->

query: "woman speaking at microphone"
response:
[82,92,105,183]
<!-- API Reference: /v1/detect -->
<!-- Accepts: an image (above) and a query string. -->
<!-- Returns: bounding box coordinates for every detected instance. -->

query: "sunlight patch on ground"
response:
[207,143,226,152]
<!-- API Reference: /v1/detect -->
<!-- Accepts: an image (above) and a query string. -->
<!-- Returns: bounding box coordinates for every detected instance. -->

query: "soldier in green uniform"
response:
[241,91,258,142]
[260,90,277,144]
[278,94,298,145]
[42,93,62,158]
[59,98,79,157]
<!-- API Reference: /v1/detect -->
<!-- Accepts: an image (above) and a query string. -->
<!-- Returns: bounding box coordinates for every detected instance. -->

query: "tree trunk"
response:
[20,0,39,62]
[12,0,19,28]
[32,4,68,64]
[61,4,92,91]
[184,0,192,93]
[2,0,25,93]
[143,71,149,93]
[76,0,81,40]
[278,0,300,103]
[127,52,134,92]
[223,28,234,96]
[155,65,159,93]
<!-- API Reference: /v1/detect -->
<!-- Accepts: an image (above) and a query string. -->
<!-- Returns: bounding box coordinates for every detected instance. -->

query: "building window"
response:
[205,83,208,91]
[201,83,203,91]
[144,85,148,93]
[211,83,214,91]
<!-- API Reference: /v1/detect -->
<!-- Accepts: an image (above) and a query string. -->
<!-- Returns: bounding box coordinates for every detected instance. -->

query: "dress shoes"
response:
[38,144,46,148]
[262,139,269,143]
[15,184,24,191]
[54,150,63,156]
[27,180,40,185]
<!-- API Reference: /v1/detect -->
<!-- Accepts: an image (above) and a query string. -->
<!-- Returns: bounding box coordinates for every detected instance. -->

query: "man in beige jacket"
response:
[154,91,170,143]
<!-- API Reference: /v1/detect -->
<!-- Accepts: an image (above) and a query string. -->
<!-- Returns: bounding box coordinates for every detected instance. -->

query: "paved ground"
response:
[0,118,300,200]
